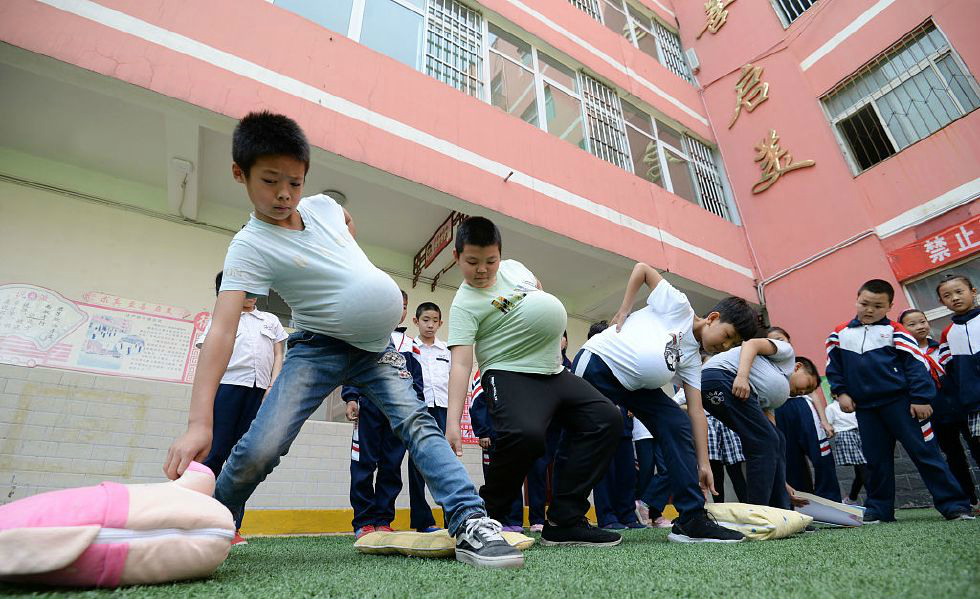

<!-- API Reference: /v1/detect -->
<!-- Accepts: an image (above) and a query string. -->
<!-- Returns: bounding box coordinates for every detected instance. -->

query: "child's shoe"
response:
[455,517,524,569]
[377,525,394,532]
[417,526,442,533]
[602,521,627,530]
[652,516,673,529]
[528,523,544,533]
[540,518,622,547]
[666,510,744,543]
[501,525,524,533]
[635,500,650,525]
[231,530,248,546]
[624,521,647,529]
[944,510,976,521]
[354,525,376,540]
[842,497,862,507]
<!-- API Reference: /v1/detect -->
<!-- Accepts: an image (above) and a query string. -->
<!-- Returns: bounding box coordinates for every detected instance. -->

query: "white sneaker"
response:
[455,517,524,569]
[635,500,650,526]
[529,523,544,533]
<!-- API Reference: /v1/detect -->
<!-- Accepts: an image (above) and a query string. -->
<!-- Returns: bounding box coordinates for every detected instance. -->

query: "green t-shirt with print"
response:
[448,259,566,375]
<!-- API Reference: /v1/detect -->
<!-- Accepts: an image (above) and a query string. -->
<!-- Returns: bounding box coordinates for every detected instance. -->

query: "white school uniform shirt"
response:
[415,336,451,408]
[391,328,415,352]
[825,400,858,433]
[583,280,701,392]
[196,309,287,389]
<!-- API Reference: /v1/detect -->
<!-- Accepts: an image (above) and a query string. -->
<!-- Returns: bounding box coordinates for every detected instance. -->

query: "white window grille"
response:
[772,0,818,26]
[582,75,632,170]
[593,0,694,84]
[426,0,484,98]
[568,0,601,20]
[652,20,694,84]
[487,24,587,149]
[687,137,730,221]
[822,22,980,173]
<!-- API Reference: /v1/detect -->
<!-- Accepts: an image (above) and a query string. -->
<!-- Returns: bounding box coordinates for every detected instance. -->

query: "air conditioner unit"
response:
[685,48,701,73]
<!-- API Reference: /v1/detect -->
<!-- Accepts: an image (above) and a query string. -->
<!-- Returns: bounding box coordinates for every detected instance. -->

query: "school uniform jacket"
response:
[825,317,936,408]
[938,308,980,415]
[342,328,425,404]
[467,369,495,441]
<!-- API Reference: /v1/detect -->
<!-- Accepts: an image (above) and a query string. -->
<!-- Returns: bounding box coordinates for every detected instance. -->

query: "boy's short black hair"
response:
[588,321,609,339]
[232,111,310,176]
[416,302,442,320]
[455,216,502,254]
[400,289,409,302]
[935,273,975,296]
[898,309,926,325]
[215,271,223,297]
[767,326,791,342]
[707,297,758,342]
[858,279,894,303]
[795,356,819,379]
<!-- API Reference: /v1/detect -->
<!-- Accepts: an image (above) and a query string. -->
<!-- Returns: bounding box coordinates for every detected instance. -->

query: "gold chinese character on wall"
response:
[729,64,769,128]
[697,0,737,39]
[752,130,815,194]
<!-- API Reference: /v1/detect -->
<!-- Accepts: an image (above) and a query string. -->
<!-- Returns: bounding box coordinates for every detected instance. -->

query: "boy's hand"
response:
[787,484,809,507]
[479,437,492,450]
[731,374,751,400]
[446,427,464,457]
[698,464,717,499]
[837,394,855,413]
[910,403,933,420]
[345,401,359,422]
[822,422,835,438]
[163,425,212,480]
[609,308,630,332]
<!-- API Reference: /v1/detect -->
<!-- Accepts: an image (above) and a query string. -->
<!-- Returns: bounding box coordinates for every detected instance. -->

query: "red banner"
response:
[887,214,980,281]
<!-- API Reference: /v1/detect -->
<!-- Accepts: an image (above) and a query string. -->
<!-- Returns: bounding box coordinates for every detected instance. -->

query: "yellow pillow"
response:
[354,529,534,557]
[706,503,813,540]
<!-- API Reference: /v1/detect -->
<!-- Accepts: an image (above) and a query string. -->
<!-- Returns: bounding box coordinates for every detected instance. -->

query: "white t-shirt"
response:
[583,280,700,392]
[825,400,858,432]
[219,194,402,353]
[704,339,795,409]
[196,309,287,389]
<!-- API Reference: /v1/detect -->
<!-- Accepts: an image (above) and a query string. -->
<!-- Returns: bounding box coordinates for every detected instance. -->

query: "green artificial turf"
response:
[2,509,976,599]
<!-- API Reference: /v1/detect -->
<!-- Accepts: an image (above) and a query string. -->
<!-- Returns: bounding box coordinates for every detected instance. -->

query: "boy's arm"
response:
[264,341,285,400]
[610,262,663,331]
[810,387,834,437]
[732,339,776,399]
[447,345,474,457]
[343,207,356,238]
[895,338,937,419]
[824,327,854,410]
[682,383,717,498]
[164,290,244,479]
[407,354,426,403]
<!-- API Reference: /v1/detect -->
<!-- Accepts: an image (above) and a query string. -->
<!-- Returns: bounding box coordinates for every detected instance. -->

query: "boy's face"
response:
[414,309,442,339]
[767,329,789,343]
[700,313,741,355]
[399,297,408,325]
[937,280,977,315]
[454,244,501,288]
[242,296,257,312]
[855,290,891,324]
[233,155,306,226]
[789,365,819,396]
[900,312,931,344]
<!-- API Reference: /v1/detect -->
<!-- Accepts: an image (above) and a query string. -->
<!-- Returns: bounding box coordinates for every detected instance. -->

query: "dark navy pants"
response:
[775,397,842,502]
[526,423,561,526]
[404,407,444,529]
[204,383,265,529]
[592,430,639,526]
[350,397,405,530]
[701,368,790,509]
[481,447,524,527]
[574,350,705,520]
[856,399,970,520]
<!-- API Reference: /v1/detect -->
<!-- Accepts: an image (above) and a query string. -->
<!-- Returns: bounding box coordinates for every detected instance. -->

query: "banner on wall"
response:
[887,214,980,281]
[0,284,208,383]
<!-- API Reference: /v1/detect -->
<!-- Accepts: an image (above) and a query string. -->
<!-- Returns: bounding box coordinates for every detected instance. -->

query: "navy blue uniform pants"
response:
[856,400,970,520]
[350,397,405,530]
[404,407,444,529]
[592,433,639,526]
[481,448,524,527]
[526,423,561,526]
[776,397,842,502]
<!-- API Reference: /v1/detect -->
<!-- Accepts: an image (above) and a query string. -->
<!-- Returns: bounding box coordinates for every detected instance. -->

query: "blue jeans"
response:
[214,331,485,535]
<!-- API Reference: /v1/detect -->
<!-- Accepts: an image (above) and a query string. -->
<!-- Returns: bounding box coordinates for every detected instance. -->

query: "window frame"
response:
[595,0,695,85]
[769,0,818,28]
[822,23,980,175]
[902,254,980,339]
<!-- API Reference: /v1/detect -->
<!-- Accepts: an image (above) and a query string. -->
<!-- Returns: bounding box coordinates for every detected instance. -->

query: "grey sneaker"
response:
[945,511,976,521]
[455,517,524,569]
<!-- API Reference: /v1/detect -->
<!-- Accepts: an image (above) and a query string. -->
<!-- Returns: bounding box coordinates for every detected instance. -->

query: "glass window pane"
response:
[402,0,425,9]
[360,0,424,69]
[275,0,354,35]
[621,100,653,134]
[543,83,586,149]
[905,256,980,314]
[665,148,696,203]
[655,119,684,149]
[600,1,629,40]
[838,102,896,170]
[877,67,960,149]
[425,0,484,98]
[626,126,662,186]
[489,53,538,126]
[488,24,533,68]
[538,52,578,92]
[937,55,980,114]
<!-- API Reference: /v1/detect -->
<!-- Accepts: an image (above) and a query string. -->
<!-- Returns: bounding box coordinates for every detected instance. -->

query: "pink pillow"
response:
[0,462,234,587]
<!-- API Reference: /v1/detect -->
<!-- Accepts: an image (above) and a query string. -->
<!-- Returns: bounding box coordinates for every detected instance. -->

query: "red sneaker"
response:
[355,525,377,540]
[231,531,248,546]
[377,525,394,532]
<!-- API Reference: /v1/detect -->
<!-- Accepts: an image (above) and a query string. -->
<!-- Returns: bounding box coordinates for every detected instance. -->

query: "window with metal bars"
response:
[822,22,980,173]
[686,137,730,221]
[425,0,484,98]
[651,20,694,84]
[772,0,818,26]
[568,0,601,20]
[582,76,632,169]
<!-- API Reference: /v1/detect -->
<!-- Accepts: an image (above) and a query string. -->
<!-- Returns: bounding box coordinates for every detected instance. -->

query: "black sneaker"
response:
[944,510,976,521]
[540,518,623,547]
[862,513,882,524]
[454,517,524,569]
[667,510,744,544]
